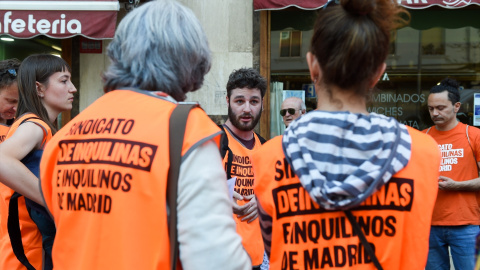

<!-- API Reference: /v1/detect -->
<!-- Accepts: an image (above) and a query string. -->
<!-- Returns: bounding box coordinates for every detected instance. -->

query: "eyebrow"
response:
[232,95,261,100]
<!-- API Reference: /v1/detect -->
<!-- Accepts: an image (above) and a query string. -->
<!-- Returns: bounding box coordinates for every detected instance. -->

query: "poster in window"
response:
[474,93,480,126]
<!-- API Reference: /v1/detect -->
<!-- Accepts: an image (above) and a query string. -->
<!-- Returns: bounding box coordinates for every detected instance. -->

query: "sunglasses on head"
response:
[280,108,299,117]
[2,69,17,78]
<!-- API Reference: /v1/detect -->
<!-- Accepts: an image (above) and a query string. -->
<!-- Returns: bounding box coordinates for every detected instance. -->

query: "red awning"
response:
[254,0,480,10]
[0,0,119,39]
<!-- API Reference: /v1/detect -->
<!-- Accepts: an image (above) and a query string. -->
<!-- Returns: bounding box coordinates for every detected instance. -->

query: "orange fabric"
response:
[222,127,265,266]
[40,89,221,270]
[0,113,51,270]
[252,127,440,270]
[423,123,480,225]
[0,123,9,143]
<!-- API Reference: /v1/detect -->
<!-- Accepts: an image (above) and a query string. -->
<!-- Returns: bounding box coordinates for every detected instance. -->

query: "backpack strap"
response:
[7,192,37,270]
[466,125,480,174]
[344,210,383,270]
[255,132,267,145]
[218,125,234,180]
[167,103,197,270]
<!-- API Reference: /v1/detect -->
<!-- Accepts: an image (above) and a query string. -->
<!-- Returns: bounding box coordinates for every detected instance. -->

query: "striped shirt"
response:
[282,111,412,210]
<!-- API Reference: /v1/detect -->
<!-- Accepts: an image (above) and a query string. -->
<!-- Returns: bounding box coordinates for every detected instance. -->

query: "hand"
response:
[239,194,258,223]
[438,176,457,190]
[232,191,245,215]
[231,192,258,223]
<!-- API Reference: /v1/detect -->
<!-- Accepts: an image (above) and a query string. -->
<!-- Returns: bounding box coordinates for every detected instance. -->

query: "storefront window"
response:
[0,36,72,129]
[0,36,61,60]
[270,7,480,133]
[279,30,302,57]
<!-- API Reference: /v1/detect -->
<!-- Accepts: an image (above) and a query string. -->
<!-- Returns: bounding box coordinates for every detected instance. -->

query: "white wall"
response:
[78,40,111,111]
[78,0,254,116]
[182,0,254,115]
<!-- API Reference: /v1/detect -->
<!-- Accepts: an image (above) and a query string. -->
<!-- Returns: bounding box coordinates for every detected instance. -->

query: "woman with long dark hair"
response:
[0,54,76,270]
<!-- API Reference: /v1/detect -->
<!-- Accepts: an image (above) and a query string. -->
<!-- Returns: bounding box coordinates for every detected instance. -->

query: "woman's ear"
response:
[306,52,320,84]
[36,81,45,98]
[369,63,386,88]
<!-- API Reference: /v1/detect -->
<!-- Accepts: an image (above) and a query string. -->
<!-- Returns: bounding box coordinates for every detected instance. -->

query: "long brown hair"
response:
[311,0,409,96]
[16,54,72,134]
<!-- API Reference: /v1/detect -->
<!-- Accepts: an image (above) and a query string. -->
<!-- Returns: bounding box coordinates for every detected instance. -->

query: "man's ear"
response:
[454,102,461,113]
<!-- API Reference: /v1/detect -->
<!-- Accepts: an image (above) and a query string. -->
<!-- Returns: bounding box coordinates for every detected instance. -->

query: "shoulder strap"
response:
[20,116,42,125]
[218,125,229,159]
[466,125,480,174]
[344,210,383,270]
[218,125,233,179]
[7,192,36,270]
[425,127,431,134]
[255,132,267,145]
[168,103,197,270]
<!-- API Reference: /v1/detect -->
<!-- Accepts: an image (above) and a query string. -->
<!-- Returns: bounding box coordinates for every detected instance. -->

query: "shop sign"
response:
[254,0,480,10]
[0,1,119,39]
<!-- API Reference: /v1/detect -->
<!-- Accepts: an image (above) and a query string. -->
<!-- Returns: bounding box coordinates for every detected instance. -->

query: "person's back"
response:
[253,123,440,269]
[251,0,441,269]
[41,90,246,269]
[39,1,251,269]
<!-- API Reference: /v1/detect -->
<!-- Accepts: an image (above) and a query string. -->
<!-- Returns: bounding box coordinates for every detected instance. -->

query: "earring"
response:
[313,77,318,84]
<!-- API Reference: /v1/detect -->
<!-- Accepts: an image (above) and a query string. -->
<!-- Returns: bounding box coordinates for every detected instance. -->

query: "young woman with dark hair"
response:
[0,54,76,270]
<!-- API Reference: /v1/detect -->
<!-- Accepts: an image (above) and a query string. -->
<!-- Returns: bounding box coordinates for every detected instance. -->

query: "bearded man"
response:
[220,68,268,270]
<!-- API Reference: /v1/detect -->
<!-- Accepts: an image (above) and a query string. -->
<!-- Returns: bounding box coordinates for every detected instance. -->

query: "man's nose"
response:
[243,102,252,112]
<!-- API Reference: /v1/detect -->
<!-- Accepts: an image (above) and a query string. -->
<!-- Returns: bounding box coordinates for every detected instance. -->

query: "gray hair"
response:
[103,0,211,101]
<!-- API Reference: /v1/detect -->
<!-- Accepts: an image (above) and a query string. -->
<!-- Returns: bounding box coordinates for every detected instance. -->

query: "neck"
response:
[224,119,254,140]
[435,119,459,131]
[315,84,368,114]
[43,103,60,124]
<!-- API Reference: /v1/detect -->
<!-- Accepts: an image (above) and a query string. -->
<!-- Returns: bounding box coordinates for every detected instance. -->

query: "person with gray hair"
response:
[38,0,251,269]
[280,96,306,127]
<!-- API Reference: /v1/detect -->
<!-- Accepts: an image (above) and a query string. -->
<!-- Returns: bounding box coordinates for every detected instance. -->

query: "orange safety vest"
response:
[222,127,265,266]
[40,89,222,270]
[0,123,9,143]
[0,113,51,270]
[252,127,440,270]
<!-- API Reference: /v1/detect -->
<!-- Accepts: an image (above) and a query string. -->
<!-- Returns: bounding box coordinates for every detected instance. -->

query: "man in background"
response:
[280,97,305,127]
[424,77,480,270]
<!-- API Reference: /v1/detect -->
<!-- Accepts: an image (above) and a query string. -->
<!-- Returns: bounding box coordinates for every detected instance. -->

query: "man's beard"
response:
[228,106,262,132]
